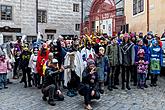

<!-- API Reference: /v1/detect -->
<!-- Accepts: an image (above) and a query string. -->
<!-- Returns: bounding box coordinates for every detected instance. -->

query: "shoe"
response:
[121,86,125,90]
[113,86,118,89]
[108,87,113,91]
[144,84,148,88]
[133,83,137,86]
[150,84,153,87]
[37,85,42,89]
[72,90,78,96]
[28,83,32,87]
[48,99,56,106]
[13,76,18,79]
[4,86,8,89]
[85,105,93,110]
[153,83,157,87]
[42,96,47,101]
[24,84,27,88]
[20,80,23,83]
[0,88,2,90]
[126,86,131,90]
[67,91,75,97]
[99,90,104,94]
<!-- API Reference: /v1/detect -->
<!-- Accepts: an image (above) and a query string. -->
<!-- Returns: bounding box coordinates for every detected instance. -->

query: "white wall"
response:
[95,18,112,36]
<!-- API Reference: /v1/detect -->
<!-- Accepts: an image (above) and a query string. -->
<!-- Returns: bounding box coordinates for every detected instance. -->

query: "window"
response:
[1,5,12,20]
[47,34,54,40]
[3,35,12,43]
[73,4,79,12]
[133,0,144,15]
[103,25,105,29]
[75,24,80,31]
[38,10,47,23]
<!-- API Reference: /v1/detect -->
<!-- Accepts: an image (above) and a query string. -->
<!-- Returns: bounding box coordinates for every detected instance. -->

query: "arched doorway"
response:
[87,0,125,36]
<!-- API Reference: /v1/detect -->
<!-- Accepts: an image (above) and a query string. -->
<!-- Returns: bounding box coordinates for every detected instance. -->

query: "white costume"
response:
[64,51,84,87]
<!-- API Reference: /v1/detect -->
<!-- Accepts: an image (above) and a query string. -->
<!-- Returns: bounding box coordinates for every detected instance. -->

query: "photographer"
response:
[41,59,64,106]
[79,59,100,110]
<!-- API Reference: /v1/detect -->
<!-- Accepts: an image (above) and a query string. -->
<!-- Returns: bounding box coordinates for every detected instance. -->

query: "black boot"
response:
[126,85,131,90]
[108,86,113,91]
[24,82,27,88]
[28,82,32,87]
[48,99,56,106]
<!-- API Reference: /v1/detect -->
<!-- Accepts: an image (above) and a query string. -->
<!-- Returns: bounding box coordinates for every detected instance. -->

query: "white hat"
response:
[52,59,58,63]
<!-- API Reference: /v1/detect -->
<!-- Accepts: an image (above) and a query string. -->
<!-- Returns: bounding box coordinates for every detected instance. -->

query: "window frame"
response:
[1,5,12,20]
[73,4,79,12]
[133,0,144,16]
[75,24,80,31]
[37,10,47,23]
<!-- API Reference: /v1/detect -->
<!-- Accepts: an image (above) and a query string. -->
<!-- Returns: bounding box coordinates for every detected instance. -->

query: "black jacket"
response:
[42,68,61,89]
[82,68,99,90]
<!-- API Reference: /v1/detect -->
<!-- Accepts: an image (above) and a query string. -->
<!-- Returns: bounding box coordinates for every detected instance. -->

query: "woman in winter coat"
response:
[79,59,100,110]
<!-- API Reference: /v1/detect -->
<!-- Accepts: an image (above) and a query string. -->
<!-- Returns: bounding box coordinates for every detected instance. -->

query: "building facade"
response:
[125,0,165,35]
[0,0,81,43]
[83,0,125,36]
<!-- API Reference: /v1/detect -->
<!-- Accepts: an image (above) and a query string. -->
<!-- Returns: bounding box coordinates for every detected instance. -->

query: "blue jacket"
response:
[134,45,149,63]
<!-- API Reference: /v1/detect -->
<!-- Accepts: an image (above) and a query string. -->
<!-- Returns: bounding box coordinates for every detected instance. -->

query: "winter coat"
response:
[149,45,163,74]
[28,54,38,73]
[20,50,32,68]
[36,49,49,76]
[120,42,135,66]
[134,45,149,63]
[106,44,120,66]
[0,58,11,74]
[81,68,99,91]
[96,55,109,81]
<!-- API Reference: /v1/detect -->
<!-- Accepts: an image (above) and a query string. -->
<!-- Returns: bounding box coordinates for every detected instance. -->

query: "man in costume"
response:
[36,43,49,88]
[64,40,84,97]
[19,43,32,88]
[42,58,64,106]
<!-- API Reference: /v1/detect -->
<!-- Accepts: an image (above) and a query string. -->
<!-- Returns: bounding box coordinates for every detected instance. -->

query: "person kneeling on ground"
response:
[79,59,100,110]
[41,58,64,106]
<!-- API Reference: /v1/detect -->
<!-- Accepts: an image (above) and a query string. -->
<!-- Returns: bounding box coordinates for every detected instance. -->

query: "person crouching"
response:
[79,59,100,110]
[41,59,64,106]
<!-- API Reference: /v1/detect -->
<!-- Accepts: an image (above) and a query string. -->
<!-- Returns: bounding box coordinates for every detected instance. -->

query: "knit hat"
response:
[52,58,58,64]
[87,59,95,66]
[123,33,130,38]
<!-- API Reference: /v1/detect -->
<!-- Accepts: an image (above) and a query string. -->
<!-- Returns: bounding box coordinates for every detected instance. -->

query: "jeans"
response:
[33,73,40,87]
[79,84,100,105]
[13,59,20,77]
[22,67,32,86]
[137,73,146,87]
[0,74,7,89]
[122,66,131,88]
[42,84,64,101]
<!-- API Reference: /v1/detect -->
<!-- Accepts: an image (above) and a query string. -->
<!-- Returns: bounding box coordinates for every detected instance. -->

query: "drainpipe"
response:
[36,0,38,34]
[81,0,84,35]
[147,0,149,32]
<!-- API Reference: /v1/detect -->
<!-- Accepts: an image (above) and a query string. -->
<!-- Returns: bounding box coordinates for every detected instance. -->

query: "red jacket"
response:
[36,50,49,76]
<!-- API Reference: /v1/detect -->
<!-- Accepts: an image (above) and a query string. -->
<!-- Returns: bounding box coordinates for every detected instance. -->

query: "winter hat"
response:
[42,43,48,49]
[99,47,105,51]
[123,33,130,38]
[52,58,58,64]
[152,39,158,45]
[137,49,145,55]
[87,59,95,66]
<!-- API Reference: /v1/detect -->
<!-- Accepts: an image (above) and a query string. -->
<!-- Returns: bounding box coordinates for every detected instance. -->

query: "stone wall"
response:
[0,0,81,40]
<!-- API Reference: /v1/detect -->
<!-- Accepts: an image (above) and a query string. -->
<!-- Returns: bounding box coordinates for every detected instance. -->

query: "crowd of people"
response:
[0,31,163,110]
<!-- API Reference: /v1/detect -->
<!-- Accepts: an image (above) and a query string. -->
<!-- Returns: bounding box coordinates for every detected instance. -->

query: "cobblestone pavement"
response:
[0,77,165,110]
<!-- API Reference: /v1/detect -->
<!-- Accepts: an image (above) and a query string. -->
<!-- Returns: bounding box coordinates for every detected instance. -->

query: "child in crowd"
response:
[136,49,149,89]
[0,53,12,90]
